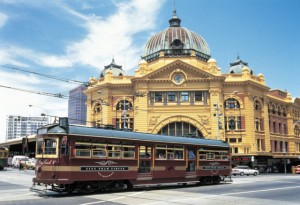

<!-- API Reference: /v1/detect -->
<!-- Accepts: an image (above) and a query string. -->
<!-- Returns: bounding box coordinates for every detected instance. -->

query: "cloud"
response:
[0,70,72,142]
[0,13,8,28]
[0,0,166,142]
[0,46,73,68]
[65,0,165,70]
[0,0,165,70]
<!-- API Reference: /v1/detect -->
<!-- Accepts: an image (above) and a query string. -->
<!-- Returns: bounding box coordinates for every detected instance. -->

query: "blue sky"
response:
[0,0,299,142]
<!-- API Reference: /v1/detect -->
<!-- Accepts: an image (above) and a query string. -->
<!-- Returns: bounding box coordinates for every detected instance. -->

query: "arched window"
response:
[225,116,241,130]
[116,100,132,111]
[158,122,203,138]
[295,125,300,136]
[224,98,240,109]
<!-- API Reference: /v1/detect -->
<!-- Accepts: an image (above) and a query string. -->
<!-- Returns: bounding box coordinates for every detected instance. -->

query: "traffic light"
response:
[22,137,28,153]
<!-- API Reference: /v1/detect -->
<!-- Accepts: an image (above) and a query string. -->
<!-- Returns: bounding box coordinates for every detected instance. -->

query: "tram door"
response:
[186,147,196,173]
[58,136,69,178]
[138,145,152,174]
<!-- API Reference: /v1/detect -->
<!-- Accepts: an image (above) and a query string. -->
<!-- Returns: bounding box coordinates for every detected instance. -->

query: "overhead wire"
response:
[0,84,69,99]
[0,64,90,86]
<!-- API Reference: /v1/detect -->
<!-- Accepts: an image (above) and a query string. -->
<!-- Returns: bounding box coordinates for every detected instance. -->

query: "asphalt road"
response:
[0,167,300,205]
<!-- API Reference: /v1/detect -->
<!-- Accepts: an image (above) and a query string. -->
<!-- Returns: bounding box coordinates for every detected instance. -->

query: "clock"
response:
[173,74,184,84]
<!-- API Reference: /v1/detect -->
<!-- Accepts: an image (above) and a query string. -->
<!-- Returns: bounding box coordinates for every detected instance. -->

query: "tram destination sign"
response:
[232,157,251,162]
[81,166,128,171]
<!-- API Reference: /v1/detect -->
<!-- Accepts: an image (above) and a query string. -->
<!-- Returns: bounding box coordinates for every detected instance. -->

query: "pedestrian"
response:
[19,159,22,170]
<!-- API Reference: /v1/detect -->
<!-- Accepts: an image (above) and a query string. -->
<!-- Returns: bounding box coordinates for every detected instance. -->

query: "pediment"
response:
[136,60,220,82]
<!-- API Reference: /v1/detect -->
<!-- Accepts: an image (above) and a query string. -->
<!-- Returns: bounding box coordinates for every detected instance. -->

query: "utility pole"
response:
[214,100,222,140]
[282,137,286,174]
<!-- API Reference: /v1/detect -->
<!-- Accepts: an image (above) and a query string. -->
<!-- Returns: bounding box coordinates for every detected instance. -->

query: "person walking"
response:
[19,159,22,170]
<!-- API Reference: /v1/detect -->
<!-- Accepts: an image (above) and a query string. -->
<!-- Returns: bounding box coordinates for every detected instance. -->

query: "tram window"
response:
[123,145,135,158]
[207,152,215,160]
[174,150,183,159]
[92,143,107,158]
[139,146,151,158]
[107,144,121,158]
[75,142,91,157]
[93,150,106,157]
[37,138,43,155]
[44,139,57,155]
[156,149,166,159]
[155,144,184,160]
[188,150,195,159]
[139,161,150,173]
[199,154,206,160]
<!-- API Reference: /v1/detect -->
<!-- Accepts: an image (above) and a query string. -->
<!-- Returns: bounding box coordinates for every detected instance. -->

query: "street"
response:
[0,167,300,205]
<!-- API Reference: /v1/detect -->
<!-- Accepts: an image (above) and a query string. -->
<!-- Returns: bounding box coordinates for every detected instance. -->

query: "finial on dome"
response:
[169,0,181,27]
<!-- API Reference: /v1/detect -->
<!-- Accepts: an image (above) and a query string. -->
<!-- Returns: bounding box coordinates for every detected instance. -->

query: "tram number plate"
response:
[81,166,128,171]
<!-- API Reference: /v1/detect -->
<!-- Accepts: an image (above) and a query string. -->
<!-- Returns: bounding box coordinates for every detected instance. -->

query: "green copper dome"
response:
[142,9,211,62]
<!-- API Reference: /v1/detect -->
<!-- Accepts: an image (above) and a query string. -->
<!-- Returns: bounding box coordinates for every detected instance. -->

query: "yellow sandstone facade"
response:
[85,10,300,171]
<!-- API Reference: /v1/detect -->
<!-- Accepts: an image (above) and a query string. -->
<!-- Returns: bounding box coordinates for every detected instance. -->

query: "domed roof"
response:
[100,58,127,78]
[142,9,211,62]
[226,56,254,75]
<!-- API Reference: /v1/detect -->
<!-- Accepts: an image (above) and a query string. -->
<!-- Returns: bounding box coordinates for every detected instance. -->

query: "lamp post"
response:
[282,137,286,174]
[28,104,50,124]
[214,101,222,140]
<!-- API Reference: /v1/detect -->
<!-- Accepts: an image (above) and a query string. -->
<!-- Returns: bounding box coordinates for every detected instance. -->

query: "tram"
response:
[32,118,231,193]
[0,146,9,170]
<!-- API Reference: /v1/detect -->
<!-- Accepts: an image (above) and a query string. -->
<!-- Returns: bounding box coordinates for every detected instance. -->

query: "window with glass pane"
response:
[92,143,107,157]
[181,92,189,102]
[169,122,175,136]
[176,122,182,136]
[107,144,121,158]
[168,92,176,102]
[237,117,241,129]
[123,146,135,158]
[139,146,151,158]
[207,152,215,160]
[183,122,189,136]
[229,119,236,130]
[155,92,163,102]
[44,138,57,155]
[195,91,203,101]
[75,142,91,157]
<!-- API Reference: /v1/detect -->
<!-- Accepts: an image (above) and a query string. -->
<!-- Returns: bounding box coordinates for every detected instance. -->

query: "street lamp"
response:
[28,104,50,124]
[214,102,222,140]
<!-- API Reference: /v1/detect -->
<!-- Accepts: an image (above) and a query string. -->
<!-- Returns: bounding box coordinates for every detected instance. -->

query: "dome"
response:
[226,56,254,75]
[142,9,211,62]
[100,58,126,78]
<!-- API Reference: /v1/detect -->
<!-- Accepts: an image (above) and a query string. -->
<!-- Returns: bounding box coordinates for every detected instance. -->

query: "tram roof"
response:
[44,124,230,148]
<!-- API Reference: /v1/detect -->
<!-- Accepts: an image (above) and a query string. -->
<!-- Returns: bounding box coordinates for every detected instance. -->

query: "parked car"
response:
[12,156,28,168]
[26,158,37,170]
[232,165,259,176]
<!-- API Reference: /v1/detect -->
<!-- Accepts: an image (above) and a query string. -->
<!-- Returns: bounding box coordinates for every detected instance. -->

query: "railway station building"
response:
[84,10,300,171]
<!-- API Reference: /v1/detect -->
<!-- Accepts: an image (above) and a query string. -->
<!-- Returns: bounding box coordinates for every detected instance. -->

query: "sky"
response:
[0,0,299,142]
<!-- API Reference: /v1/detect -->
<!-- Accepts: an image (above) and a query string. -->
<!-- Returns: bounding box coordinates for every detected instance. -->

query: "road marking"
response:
[80,192,144,205]
[0,192,35,200]
[140,185,300,205]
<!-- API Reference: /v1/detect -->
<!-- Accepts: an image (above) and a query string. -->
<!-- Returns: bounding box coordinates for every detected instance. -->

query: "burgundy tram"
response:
[32,118,231,193]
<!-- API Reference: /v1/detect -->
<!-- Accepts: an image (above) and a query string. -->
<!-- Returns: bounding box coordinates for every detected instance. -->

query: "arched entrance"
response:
[152,116,208,138]
[157,122,203,138]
